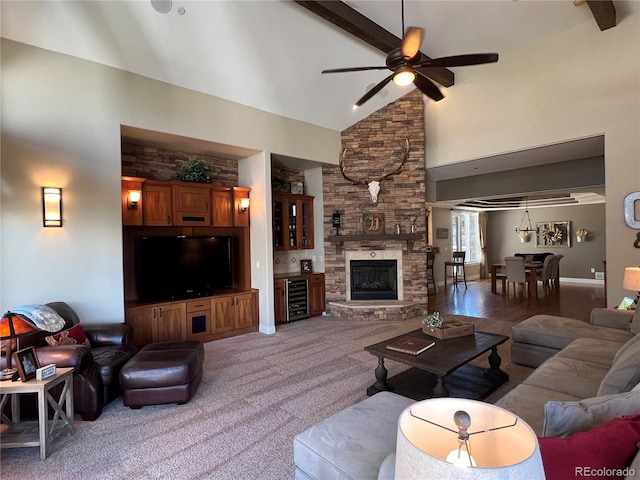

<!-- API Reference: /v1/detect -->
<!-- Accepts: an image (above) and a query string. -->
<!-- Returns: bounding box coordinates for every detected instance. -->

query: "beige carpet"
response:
[2,315,532,480]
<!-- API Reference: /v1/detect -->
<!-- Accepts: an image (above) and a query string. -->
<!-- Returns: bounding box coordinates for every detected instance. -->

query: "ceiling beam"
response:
[292,0,454,88]
[586,1,616,31]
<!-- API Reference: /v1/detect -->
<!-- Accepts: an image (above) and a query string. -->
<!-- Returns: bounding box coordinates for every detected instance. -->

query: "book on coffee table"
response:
[386,336,436,355]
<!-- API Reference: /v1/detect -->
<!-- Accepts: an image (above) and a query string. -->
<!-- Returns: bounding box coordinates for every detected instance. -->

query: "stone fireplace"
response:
[322,90,428,321]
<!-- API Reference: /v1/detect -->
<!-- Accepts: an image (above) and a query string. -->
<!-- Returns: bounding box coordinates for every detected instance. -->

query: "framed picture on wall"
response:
[300,259,312,274]
[290,182,304,195]
[436,228,449,239]
[535,221,571,248]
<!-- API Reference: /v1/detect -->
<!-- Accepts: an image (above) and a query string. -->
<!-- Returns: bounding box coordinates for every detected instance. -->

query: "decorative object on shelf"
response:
[575,228,588,242]
[536,221,571,248]
[422,315,474,339]
[238,197,250,214]
[363,213,385,235]
[410,216,418,233]
[42,187,63,227]
[394,223,402,234]
[127,189,141,209]
[0,311,39,381]
[395,398,545,479]
[340,139,409,203]
[623,266,640,306]
[290,181,304,195]
[514,197,534,242]
[436,228,449,239]
[300,259,312,274]
[332,211,342,235]
[176,158,212,183]
[13,346,41,382]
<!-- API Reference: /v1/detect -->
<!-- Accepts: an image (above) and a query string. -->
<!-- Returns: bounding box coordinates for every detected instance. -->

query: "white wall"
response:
[425,14,640,305]
[0,39,341,326]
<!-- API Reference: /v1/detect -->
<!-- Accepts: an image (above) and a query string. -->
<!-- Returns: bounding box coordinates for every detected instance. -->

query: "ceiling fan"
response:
[322,1,499,109]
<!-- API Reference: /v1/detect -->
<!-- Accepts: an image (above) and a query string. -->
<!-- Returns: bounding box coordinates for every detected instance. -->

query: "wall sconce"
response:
[127,189,141,210]
[42,187,63,227]
[239,198,250,214]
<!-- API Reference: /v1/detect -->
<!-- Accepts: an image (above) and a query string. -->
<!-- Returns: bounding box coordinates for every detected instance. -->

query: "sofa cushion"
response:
[293,392,414,480]
[45,324,91,347]
[543,389,640,437]
[538,415,640,480]
[512,314,632,350]
[613,331,640,365]
[523,356,609,399]
[598,338,640,396]
[554,337,620,367]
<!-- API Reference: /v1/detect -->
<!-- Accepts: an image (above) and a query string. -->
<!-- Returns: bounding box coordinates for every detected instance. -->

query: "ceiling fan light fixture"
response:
[393,68,415,86]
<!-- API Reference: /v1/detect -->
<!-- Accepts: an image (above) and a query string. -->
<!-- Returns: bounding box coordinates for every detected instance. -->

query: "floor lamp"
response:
[1,311,39,380]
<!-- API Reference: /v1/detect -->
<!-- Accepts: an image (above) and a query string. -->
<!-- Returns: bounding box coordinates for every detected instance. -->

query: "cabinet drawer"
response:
[186,299,211,313]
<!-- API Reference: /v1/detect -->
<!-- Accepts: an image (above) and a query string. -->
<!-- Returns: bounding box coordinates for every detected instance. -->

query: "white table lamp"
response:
[395,398,546,479]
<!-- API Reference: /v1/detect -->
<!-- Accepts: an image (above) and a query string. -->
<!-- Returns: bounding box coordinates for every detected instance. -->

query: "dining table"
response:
[491,262,542,298]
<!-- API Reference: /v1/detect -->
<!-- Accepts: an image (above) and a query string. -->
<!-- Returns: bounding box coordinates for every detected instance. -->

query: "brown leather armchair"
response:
[1,302,137,421]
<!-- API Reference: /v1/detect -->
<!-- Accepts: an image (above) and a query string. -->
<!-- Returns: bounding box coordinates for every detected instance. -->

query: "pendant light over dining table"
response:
[515,197,534,242]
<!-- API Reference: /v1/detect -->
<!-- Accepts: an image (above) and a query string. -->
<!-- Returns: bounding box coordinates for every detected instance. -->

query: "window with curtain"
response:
[451,210,481,263]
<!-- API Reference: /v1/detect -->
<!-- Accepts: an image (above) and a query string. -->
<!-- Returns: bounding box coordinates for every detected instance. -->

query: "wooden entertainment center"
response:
[121,177,258,347]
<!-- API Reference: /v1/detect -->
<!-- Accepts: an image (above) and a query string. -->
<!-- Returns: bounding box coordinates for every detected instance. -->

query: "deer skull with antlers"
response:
[340,139,410,203]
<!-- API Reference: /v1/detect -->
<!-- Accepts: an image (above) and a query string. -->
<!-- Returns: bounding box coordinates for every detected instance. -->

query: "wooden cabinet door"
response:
[274,278,285,325]
[234,292,256,329]
[156,302,187,342]
[309,274,325,317]
[211,188,233,226]
[299,197,314,249]
[125,305,156,347]
[233,187,250,227]
[212,295,234,333]
[173,184,211,226]
[143,183,172,226]
[186,299,212,342]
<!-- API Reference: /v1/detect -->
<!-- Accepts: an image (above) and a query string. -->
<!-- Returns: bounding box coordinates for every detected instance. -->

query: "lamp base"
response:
[0,368,17,381]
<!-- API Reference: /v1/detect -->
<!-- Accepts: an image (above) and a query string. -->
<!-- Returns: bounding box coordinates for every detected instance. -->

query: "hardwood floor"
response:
[427,278,607,323]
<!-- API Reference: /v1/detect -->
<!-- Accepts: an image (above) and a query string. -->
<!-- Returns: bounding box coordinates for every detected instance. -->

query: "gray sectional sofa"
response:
[293,307,640,479]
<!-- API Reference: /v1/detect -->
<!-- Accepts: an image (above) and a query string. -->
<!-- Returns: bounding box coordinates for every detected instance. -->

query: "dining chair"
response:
[444,251,467,288]
[426,252,437,295]
[504,256,528,296]
[551,254,564,289]
[537,254,556,293]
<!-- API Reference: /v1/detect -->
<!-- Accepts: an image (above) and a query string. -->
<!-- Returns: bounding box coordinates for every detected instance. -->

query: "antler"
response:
[340,148,368,185]
[340,139,410,184]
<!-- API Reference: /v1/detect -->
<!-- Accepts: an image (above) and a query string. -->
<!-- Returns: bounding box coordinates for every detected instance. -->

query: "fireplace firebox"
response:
[350,260,398,301]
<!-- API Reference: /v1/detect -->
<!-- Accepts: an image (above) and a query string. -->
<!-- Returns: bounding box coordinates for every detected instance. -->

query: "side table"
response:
[0,366,75,459]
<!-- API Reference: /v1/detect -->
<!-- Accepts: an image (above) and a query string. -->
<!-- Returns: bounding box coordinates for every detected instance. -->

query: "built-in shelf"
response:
[327,233,424,253]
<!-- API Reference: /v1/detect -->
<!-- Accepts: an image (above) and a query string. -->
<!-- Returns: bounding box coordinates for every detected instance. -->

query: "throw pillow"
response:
[10,304,66,332]
[629,309,640,335]
[538,415,640,480]
[613,332,640,366]
[598,338,640,396]
[45,324,90,348]
[543,389,640,437]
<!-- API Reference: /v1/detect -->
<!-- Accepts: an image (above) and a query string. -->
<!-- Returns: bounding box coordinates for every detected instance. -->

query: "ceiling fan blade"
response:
[401,26,424,60]
[414,72,444,102]
[416,53,499,69]
[322,66,388,74]
[354,74,394,108]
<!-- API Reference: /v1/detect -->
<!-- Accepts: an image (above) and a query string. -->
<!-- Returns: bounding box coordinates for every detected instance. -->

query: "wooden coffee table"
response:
[364,329,509,400]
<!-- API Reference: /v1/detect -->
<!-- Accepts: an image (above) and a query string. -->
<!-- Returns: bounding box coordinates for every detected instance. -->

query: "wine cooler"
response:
[285,277,310,322]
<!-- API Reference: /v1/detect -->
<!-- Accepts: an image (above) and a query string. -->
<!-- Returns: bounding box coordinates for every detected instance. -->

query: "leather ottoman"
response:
[120,341,204,409]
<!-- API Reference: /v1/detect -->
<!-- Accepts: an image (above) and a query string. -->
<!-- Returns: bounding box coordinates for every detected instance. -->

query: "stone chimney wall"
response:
[322,89,428,307]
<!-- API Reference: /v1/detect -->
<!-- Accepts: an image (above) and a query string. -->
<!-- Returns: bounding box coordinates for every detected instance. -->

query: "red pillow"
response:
[539,414,640,480]
[45,324,90,348]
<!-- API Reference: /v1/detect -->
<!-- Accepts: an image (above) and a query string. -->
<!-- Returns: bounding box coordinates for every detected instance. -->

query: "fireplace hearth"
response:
[350,260,398,301]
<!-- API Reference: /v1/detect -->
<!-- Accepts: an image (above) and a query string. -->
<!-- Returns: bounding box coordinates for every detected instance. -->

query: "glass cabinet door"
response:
[301,199,314,249]
[273,197,284,250]
[288,201,298,248]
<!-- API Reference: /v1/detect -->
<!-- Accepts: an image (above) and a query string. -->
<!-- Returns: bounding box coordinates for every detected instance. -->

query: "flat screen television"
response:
[136,235,233,301]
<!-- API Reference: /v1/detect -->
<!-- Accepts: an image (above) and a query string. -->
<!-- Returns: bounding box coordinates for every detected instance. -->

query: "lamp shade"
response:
[623,267,640,292]
[395,398,545,479]
[0,311,38,339]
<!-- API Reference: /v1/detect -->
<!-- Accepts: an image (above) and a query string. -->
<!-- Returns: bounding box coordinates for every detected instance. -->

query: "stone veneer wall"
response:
[323,89,428,312]
[121,143,238,186]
